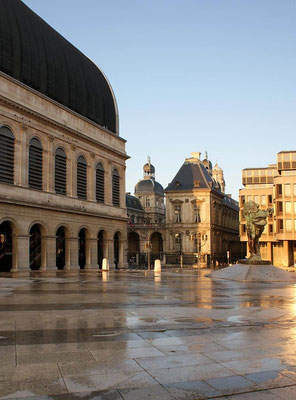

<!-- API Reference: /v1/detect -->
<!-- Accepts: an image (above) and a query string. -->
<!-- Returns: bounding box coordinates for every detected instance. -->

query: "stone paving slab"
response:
[1,269,296,399]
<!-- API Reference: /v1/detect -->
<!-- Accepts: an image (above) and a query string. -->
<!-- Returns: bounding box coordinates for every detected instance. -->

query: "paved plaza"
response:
[2,270,296,399]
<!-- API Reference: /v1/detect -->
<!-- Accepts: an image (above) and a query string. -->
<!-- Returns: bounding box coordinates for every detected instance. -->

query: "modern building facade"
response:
[0,0,128,272]
[239,151,296,267]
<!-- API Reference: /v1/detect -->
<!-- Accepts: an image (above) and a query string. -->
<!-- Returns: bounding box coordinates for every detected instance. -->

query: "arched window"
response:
[112,169,120,206]
[29,138,43,190]
[96,163,104,203]
[0,126,14,184]
[77,155,87,200]
[55,147,67,195]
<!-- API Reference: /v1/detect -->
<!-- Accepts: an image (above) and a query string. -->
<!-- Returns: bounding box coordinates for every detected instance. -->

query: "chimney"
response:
[191,152,201,160]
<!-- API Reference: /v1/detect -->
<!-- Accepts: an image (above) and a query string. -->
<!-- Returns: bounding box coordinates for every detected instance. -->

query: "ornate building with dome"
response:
[126,159,165,266]
[0,0,128,271]
[127,153,243,267]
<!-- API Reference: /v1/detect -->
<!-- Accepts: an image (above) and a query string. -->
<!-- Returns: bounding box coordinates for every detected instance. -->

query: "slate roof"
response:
[135,179,164,196]
[165,160,214,192]
[0,0,117,133]
[126,194,144,212]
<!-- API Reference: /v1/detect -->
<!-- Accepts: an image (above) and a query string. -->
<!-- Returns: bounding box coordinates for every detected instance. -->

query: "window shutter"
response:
[0,126,14,184]
[77,155,87,199]
[96,163,104,203]
[112,169,120,206]
[29,138,43,190]
[55,148,67,195]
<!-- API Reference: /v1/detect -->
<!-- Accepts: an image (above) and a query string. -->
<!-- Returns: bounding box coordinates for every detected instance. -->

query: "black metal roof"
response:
[135,179,164,196]
[165,161,214,192]
[126,194,144,212]
[0,0,117,133]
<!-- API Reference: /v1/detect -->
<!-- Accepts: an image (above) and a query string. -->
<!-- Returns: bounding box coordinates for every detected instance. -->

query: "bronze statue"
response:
[243,200,273,262]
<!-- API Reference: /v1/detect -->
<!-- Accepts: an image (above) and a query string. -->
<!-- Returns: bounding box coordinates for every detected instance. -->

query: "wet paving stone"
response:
[2,269,296,398]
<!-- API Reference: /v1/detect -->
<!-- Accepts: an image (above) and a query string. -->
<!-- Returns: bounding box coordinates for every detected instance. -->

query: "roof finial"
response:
[147,155,151,165]
[205,150,208,160]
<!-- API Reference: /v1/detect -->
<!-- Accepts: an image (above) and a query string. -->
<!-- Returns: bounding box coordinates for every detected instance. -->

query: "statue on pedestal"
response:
[243,200,273,264]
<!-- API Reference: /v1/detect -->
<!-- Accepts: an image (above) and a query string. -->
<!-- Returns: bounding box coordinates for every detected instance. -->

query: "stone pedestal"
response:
[102,258,110,271]
[209,263,295,282]
[154,259,161,273]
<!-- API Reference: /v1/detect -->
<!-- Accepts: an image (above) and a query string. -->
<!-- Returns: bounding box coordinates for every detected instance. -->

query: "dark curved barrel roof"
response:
[0,0,117,133]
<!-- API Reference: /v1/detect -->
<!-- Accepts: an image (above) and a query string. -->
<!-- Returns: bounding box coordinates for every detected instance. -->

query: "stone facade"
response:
[0,1,128,272]
[239,151,296,267]
[127,154,243,268]
[0,73,128,271]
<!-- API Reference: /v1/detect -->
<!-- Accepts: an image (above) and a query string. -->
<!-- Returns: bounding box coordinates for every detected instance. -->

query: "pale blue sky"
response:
[23,0,296,199]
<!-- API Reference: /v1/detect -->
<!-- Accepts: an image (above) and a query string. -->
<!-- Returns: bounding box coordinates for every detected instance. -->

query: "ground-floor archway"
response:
[78,229,86,269]
[150,232,163,257]
[114,231,121,269]
[0,221,13,272]
[128,232,140,265]
[56,226,66,270]
[97,230,106,269]
[30,224,42,270]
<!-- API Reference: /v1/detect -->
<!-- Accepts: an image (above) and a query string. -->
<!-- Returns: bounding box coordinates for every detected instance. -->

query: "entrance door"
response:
[114,232,119,269]
[56,227,65,270]
[0,222,12,272]
[79,229,86,269]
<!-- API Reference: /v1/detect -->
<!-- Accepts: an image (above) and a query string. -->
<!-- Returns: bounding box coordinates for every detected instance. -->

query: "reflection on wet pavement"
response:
[1,270,296,399]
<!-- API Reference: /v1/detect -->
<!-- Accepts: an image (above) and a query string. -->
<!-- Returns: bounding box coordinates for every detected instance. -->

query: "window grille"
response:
[77,155,87,200]
[55,147,66,195]
[112,169,120,206]
[0,126,14,184]
[96,163,104,203]
[29,138,43,190]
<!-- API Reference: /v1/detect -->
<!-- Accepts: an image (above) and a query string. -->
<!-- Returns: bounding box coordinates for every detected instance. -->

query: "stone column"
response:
[88,154,95,202]
[20,124,28,187]
[47,136,55,193]
[85,238,98,269]
[107,239,115,269]
[15,234,30,270]
[46,236,57,270]
[69,237,79,269]
[267,242,272,263]
[105,161,112,205]
[70,145,77,198]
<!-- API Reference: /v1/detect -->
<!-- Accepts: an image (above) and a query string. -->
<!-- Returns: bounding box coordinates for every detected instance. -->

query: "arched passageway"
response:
[78,229,86,269]
[128,232,140,265]
[0,221,13,272]
[56,227,66,270]
[150,232,163,263]
[114,232,120,269]
[30,224,42,270]
[97,230,106,269]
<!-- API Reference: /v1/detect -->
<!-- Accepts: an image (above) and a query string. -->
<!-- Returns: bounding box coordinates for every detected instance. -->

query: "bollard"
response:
[154,259,161,273]
[102,258,109,271]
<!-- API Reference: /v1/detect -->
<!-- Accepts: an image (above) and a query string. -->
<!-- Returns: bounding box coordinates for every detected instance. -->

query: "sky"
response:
[23,0,296,200]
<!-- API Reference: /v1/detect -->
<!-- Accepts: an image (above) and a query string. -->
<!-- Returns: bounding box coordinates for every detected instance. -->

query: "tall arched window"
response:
[0,126,14,184]
[77,155,87,200]
[55,147,67,195]
[96,163,104,203]
[112,169,120,206]
[29,138,43,190]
